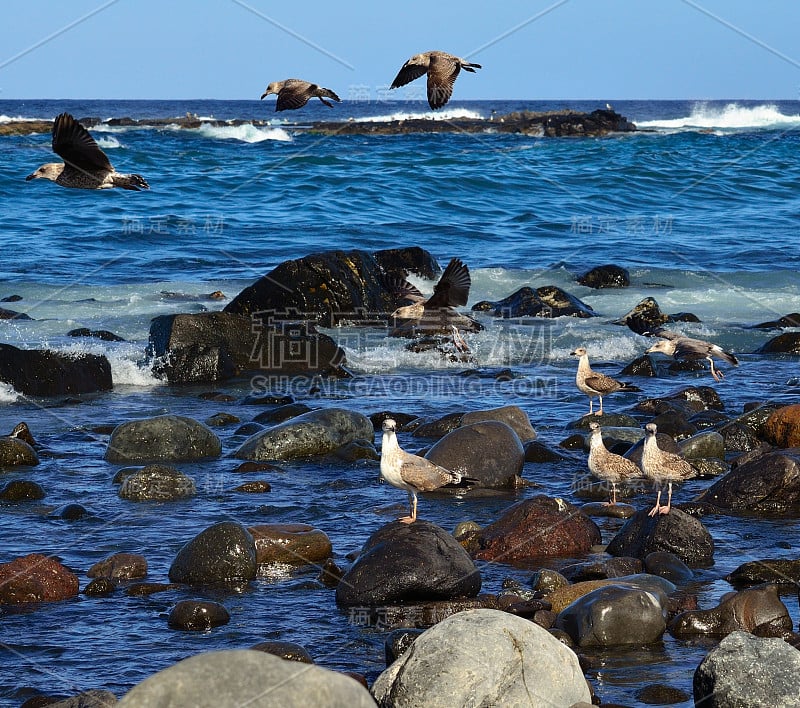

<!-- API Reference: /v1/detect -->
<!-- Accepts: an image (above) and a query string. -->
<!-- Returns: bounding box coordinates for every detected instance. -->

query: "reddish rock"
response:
[0,554,79,604]
[764,405,800,448]
[87,552,148,580]
[248,523,332,565]
[473,495,602,563]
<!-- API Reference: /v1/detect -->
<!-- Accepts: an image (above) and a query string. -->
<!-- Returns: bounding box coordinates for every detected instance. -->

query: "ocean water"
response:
[1,98,800,706]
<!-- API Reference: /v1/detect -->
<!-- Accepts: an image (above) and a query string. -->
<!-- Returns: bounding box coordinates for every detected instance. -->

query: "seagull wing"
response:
[52,113,113,173]
[426,257,471,309]
[390,56,429,89]
[275,85,313,111]
[386,276,425,304]
[584,372,625,395]
[426,54,460,109]
[399,452,455,491]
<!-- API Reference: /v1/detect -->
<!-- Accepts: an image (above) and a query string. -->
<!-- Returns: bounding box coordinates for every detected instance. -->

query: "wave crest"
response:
[636,102,800,130]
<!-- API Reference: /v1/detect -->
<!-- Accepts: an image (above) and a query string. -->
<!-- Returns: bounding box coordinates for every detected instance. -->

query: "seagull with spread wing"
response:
[260,79,341,111]
[390,51,481,110]
[380,418,464,523]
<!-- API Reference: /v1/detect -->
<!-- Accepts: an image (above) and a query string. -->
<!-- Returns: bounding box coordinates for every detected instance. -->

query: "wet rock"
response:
[569,413,642,431]
[0,479,45,501]
[606,508,714,566]
[693,631,800,707]
[233,422,265,437]
[318,558,344,588]
[579,500,637,518]
[204,412,240,427]
[117,649,376,707]
[371,608,591,707]
[234,407,373,461]
[678,430,725,460]
[670,584,792,638]
[425,421,524,489]
[716,421,762,453]
[50,503,93,521]
[0,343,112,396]
[105,414,222,463]
[124,582,182,597]
[335,439,379,462]
[348,598,488,630]
[555,584,666,647]
[118,464,196,501]
[695,448,800,514]
[763,404,800,447]
[67,327,125,342]
[473,495,601,563]
[643,551,694,584]
[87,553,148,580]
[410,412,464,439]
[335,520,480,607]
[559,557,643,582]
[168,600,230,630]
[0,436,39,466]
[83,578,117,597]
[369,411,420,431]
[235,480,271,493]
[384,628,425,665]
[0,554,79,604]
[248,523,332,566]
[577,264,630,289]
[530,569,570,594]
[471,285,596,318]
[635,684,691,705]
[652,410,698,440]
[756,331,800,354]
[726,558,800,587]
[460,404,536,442]
[250,640,313,663]
[32,689,118,707]
[0,307,30,319]
[544,574,676,615]
[242,393,294,406]
[750,313,800,329]
[523,439,567,463]
[168,521,257,585]
[253,402,313,424]
[615,297,671,330]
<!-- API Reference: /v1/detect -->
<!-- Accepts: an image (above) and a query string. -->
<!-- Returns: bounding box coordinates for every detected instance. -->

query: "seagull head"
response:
[646,339,675,356]
[26,163,63,182]
[382,418,397,434]
[645,423,657,436]
[260,82,281,100]
[570,346,588,357]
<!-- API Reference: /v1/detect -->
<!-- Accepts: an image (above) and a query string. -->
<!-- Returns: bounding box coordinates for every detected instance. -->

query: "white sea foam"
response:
[0,382,20,404]
[195,123,292,143]
[352,108,485,123]
[636,102,800,130]
[95,136,122,149]
[0,114,44,123]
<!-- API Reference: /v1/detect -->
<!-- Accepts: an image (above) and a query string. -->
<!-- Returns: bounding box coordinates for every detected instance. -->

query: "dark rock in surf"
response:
[577,264,630,289]
[118,465,197,502]
[0,343,112,396]
[756,332,800,354]
[0,554,79,604]
[168,600,230,630]
[87,553,148,581]
[168,521,257,585]
[67,327,125,342]
[0,479,45,501]
[250,640,313,663]
[105,414,221,463]
[726,558,800,587]
[471,285,596,318]
[0,307,32,320]
[0,436,39,466]
[749,313,800,329]
[248,523,332,566]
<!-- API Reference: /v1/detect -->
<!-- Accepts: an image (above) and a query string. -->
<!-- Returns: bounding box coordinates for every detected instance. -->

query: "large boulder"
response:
[0,343,112,396]
[248,523,332,566]
[554,584,666,647]
[424,421,524,489]
[234,407,373,461]
[693,631,800,708]
[168,521,257,585]
[0,436,39,466]
[695,448,800,514]
[335,521,480,607]
[105,415,222,463]
[473,495,602,563]
[756,332,800,354]
[149,312,347,382]
[763,405,800,448]
[371,608,591,707]
[606,508,714,566]
[117,649,376,707]
[224,247,437,325]
[460,404,536,442]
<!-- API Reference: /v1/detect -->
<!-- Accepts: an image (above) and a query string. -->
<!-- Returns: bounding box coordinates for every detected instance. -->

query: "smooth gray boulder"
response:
[105,415,222,463]
[118,649,376,707]
[460,404,536,442]
[693,631,800,707]
[234,407,373,461]
[371,608,590,707]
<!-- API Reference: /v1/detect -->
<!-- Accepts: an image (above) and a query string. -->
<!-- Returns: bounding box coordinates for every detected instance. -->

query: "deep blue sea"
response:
[1,98,800,706]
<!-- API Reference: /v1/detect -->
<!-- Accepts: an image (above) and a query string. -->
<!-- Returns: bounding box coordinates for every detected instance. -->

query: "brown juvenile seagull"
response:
[390,51,482,109]
[391,257,471,320]
[26,113,149,190]
[380,418,463,523]
[587,422,641,505]
[641,423,695,516]
[645,328,739,382]
[571,347,641,416]
[260,79,341,111]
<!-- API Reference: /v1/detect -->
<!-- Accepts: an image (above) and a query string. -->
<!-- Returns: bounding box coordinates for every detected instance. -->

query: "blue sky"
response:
[1,1,799,100]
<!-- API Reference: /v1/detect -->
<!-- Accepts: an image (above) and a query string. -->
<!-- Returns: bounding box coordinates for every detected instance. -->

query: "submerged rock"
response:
[118,464,196,501]
[248,523,332,566]
[471,285,596,318]
[168,600,230,630]
[105,414,222,463]
[577,264,630,289]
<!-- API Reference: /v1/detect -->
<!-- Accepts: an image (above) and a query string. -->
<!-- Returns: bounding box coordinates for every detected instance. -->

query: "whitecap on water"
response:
[0,382,20,404]
[95,136,122,149]
[635,102,800,131]
[195,123,292,143]
[352,107,485,122]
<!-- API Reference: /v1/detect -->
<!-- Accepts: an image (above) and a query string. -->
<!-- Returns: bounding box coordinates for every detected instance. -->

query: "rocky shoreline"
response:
[0,107,636,138]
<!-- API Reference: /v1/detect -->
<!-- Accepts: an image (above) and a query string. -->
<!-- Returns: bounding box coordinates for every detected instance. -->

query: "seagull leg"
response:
[648,488,663,517]
[588,398,594,415]
[708,356,724,382]
[659,482,673,514]
[610,482,618,505]
[595,395,604,416]
[399,491,416,523]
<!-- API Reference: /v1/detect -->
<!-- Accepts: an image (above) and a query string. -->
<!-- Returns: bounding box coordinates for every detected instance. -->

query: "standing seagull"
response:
[645,329,738,382]
[380,418,463,523]
[26,113,149,190]
[390,51,482,110]
[260,79,341,111]
[640,423,695,516]
[587,422,641,505]
[571,347,641,416]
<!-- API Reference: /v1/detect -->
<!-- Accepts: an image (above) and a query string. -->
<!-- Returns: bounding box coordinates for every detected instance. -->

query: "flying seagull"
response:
[571,347,641,416]
[260,79,341,111]
[645,330,738,382]
[380,418,464,523]
[587,422,641,505]
[640,423,695,516]
[390,51,481,110]
[26,113,149,190]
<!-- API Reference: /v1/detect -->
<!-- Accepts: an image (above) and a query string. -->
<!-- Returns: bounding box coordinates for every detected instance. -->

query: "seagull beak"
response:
[25,173,35,181]
[260,91,269,100]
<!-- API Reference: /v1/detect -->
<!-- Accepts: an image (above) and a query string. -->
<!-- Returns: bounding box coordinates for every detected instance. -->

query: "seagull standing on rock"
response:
[380,418,463,523]
[640,423,695,516]
[587,422,641,505]
[571,347,641,416]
